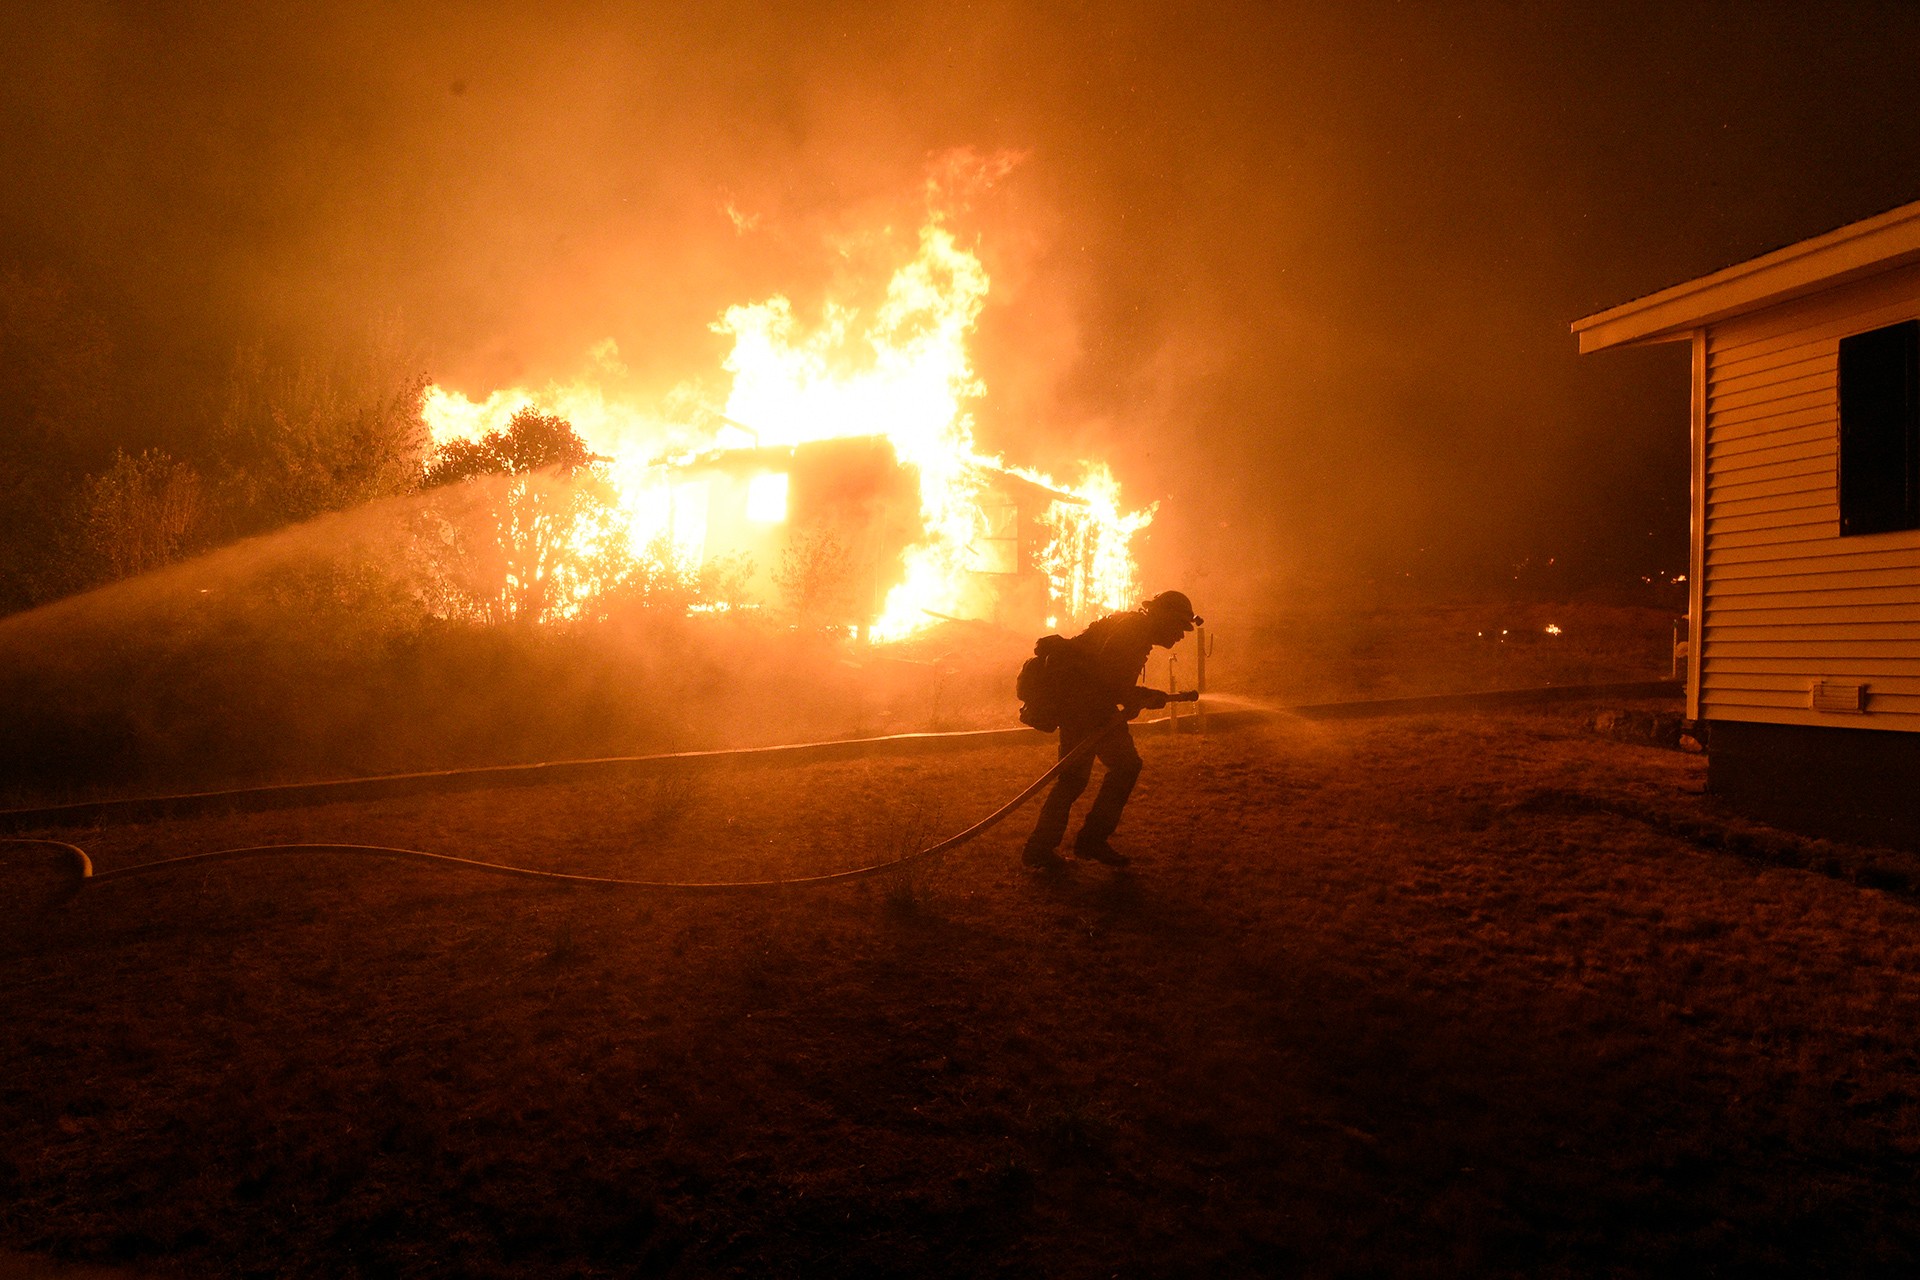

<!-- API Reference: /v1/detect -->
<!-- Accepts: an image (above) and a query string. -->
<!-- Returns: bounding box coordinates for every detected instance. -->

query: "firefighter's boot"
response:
[1070,837,1132,867]
[1022,839,1067,871]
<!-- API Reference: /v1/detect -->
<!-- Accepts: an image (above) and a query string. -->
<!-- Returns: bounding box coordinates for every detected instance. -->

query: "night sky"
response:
[8,0,1920,604]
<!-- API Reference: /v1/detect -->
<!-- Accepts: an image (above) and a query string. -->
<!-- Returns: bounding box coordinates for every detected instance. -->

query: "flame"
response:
[422,220,1151,638]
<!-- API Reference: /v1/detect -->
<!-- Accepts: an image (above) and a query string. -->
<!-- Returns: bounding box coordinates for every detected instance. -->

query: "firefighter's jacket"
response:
[1059,610,1159,719]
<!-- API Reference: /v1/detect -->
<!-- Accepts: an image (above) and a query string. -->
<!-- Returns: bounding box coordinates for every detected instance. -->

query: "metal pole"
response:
[1167,653,1180,733]
[1196,626,1208,734]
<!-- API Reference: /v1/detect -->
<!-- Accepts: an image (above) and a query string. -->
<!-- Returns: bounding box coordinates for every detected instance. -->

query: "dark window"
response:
[1838,319,1920,536]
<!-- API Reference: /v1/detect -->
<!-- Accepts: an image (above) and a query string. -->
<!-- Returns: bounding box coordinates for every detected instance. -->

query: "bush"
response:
[75,449,206,585]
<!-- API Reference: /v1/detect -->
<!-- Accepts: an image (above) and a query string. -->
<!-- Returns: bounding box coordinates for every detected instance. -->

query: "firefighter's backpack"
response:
[1016,634,1074,732]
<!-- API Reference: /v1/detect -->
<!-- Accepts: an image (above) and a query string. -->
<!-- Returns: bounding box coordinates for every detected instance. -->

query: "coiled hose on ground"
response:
[0,711,1126,897]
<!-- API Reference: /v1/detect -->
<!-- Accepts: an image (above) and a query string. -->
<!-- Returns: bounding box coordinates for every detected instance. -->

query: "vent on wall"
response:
[1810,679,1869,714]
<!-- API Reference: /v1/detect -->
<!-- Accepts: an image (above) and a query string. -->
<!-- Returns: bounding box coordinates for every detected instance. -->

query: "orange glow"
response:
[745,472,789,524]
[423,218,1151,638]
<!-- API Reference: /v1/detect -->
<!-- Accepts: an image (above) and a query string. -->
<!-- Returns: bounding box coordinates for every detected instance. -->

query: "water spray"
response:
[1,710,1134,902]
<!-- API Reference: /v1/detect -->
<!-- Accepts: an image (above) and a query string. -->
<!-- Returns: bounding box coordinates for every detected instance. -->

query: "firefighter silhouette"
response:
[1022,590,1201,869]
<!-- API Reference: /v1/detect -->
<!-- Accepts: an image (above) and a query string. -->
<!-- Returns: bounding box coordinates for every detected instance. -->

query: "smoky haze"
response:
[9,0,1920,613]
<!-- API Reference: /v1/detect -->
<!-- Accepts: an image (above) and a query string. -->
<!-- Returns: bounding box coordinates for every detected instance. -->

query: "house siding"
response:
[1700,260,1920,730]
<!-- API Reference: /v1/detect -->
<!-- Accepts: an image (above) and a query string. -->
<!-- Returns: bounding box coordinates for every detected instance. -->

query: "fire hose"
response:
[0,702,1193,899]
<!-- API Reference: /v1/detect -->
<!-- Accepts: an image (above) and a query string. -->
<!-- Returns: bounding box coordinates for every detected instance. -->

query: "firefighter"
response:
[1022,590,1202,870]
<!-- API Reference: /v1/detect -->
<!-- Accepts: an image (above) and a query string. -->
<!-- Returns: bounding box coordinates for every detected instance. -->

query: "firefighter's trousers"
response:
[1025,711,1142,854]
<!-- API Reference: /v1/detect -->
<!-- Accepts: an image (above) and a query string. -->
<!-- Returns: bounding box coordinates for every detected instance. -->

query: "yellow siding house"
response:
[1575,200,1920,839]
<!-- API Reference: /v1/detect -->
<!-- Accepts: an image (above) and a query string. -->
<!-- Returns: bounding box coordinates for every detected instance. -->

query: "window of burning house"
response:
[745,471,790,523]
[975,502,1019,574]
[1838,319,1920,536]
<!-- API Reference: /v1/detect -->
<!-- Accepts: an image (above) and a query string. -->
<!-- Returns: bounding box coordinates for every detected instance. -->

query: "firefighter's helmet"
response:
[1142,590,1202,629]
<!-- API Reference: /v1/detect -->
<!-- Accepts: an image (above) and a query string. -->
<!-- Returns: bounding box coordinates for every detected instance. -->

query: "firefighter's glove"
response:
[1125,687,1172,714]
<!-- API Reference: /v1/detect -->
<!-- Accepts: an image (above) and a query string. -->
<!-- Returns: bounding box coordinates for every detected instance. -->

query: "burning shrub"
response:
[420,408,629,625]
[589,533,755,620]
[775,528,859,632]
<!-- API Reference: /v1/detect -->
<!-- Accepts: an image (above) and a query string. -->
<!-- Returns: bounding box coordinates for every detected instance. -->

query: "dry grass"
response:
[0,597,1676,810]
[1224,600,1679,703]
[5,702,1919,1277]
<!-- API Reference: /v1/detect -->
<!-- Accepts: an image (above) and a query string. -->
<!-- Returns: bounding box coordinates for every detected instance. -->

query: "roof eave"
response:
[1572,198,1920,353]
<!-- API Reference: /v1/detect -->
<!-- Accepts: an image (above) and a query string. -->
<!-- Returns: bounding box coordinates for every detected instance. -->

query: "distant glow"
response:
[746,472,789,523]
[1544,623,1563,636]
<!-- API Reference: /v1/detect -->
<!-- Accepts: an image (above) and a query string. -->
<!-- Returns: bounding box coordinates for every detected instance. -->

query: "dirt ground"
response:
[6,699,1920,1278]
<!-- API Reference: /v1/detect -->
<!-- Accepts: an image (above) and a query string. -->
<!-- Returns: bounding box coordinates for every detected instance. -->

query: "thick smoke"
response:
[7,0,1920,614]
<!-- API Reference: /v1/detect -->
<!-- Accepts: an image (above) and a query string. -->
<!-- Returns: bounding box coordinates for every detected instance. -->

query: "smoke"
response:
[0,481,1041,802]
[7,0,1920,617]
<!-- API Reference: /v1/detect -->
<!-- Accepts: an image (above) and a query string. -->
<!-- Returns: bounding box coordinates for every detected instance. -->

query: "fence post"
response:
[1167,653,1180,733]
[1196,625,1208,734]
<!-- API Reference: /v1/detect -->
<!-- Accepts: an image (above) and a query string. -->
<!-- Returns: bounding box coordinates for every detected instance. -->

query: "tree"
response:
[425,409,595,485]
[213,323,429,535]
[76,449,205,584]
[421,408,622,625]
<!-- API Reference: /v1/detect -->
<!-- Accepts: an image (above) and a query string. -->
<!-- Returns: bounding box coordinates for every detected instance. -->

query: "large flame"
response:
[423,221,1151,638]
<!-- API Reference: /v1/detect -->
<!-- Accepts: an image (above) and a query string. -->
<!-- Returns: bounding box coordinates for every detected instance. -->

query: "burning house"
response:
[1574,199,1920,840]
[425,220,1152,639]
[645,435,1088,635]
